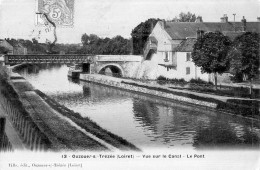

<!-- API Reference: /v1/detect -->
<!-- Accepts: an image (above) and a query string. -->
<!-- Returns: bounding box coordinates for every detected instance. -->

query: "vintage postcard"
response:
[0,0,259,169]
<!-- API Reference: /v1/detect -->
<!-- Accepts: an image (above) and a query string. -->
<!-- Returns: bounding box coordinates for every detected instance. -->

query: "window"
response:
[186,67,190,75]
[164,52,169,62]
[186,53,191,61]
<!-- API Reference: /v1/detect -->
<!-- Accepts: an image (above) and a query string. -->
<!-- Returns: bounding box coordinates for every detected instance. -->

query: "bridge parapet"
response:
[96,55,142,62]
[4,54,96,65]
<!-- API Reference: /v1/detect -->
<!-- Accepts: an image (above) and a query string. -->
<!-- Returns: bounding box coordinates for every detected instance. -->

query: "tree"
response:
[172,12,197,22]
[229,32,260,95]
[227,47,244,82]
[88,34,100,45]
[0,46,9,54]
[81,33,90,45]
[131,18,160,55]
[192,32,232,89]
[32,38,38,44]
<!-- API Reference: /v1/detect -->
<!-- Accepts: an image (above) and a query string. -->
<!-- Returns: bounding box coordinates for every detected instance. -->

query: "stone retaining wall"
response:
[80,74,217,108]
[0,73,51,151]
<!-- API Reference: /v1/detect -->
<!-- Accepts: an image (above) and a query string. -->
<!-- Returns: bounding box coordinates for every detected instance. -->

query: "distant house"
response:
[6,40,27,55]
[0,39,14,54]
[0,39,28,55]
[144,15,260,82]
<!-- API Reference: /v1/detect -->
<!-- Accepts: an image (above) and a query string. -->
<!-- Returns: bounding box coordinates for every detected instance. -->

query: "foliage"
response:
[157,75,167,81]
[227,47,244,82]
[0,46,9,54]
[4,38,47,54]
[171,12,197,22]
[32,38,39,44]
[192,32,232,74]
[157,76,213,86]
[79,34,131,55]
[229,32,260,81]
[131,18,160,55]
[3,38,85,54]
[156,76,187,85]
[192,32,232,89]
[3,34,131,55]
[81,34,99,46]
[189,78,213,85]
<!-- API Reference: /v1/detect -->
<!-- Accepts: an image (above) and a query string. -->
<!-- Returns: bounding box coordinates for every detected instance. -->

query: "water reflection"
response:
[18,64,260,150]
[77,80,260,149]
[193,117,260,148]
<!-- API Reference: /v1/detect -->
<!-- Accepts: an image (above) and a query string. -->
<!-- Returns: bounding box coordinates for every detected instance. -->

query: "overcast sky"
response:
[0,0,259,43]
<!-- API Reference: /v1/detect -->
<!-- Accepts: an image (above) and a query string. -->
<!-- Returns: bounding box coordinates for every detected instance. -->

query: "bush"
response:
[175,78,186,83]
[157,76,167,81]
[157,76,187,83]
[189,78,213,85]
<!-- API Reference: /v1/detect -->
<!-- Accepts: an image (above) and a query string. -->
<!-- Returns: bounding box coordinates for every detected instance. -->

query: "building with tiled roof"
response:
[0,39,14,54]
[0,39,27,55]
[143,15,260,82]
[6,40,27,55]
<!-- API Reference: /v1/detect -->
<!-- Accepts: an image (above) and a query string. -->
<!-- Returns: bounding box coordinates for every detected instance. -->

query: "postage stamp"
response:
[36,0,74,27]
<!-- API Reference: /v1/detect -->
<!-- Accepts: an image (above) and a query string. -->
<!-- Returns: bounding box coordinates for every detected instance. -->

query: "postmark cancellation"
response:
[36,0,74,27]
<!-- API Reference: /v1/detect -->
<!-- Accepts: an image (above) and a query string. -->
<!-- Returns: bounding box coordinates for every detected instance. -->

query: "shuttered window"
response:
[186,53,191,61]
[164,52,169,62]
[186,67,190,75]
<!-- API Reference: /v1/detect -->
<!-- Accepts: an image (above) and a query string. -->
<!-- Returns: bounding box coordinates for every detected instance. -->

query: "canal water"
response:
[18,64,260,151]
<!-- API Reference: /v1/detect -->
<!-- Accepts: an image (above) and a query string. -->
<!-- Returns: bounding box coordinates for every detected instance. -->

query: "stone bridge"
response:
[4,54,142,78]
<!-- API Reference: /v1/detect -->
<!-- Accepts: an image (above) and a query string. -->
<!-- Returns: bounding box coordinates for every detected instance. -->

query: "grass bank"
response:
[35,90,140,151]
[156,76,259,99]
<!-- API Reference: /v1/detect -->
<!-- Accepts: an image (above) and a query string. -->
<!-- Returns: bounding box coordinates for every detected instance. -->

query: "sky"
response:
[0,0,259,43]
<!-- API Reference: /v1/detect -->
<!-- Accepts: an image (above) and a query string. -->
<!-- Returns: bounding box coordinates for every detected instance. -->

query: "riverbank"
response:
[0,65,140,151]
[79,74,260,120]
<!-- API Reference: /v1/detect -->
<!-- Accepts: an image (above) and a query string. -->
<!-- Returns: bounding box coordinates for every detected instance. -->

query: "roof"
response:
[174,38,197,52]
[163,21,260,39]
[0,39,9,44]
[222,31,244,40]
[0,39,13,50]
[173,31,249,52]
[5,40,25,48]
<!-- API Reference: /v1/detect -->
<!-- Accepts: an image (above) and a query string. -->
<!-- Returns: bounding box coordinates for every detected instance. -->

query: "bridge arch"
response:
[97,64,124,77]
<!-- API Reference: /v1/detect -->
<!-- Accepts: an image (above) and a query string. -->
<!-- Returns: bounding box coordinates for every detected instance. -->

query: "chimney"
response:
[220,14,228,23]
[161,20,166,29]
[241,16,246,31]
[195,16,203,23]
[257,17,260,22]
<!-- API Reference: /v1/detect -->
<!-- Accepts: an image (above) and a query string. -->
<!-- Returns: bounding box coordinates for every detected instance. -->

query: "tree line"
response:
[79,34,131,55]
[0,38,85,54]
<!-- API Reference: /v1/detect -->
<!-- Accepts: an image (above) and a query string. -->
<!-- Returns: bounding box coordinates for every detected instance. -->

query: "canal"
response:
[18,64,260,151]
